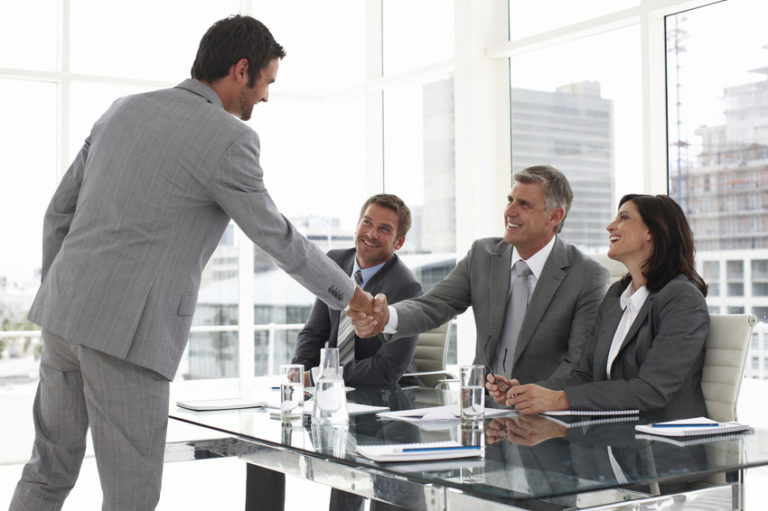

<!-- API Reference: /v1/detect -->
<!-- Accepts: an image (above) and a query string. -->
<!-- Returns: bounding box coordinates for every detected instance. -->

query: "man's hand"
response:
[504,383,569,415]
[348,284,374,315]
[347,293,389,338]
[486,416,566,446]
[486,374,518,406]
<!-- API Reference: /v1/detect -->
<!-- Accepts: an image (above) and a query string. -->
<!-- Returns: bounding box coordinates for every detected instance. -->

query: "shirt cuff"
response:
[382,305,398,334]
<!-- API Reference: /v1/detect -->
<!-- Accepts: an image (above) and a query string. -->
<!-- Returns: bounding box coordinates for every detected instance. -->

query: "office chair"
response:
[590,253,627,284]
[402,322,455,388]
[701,314,755,422]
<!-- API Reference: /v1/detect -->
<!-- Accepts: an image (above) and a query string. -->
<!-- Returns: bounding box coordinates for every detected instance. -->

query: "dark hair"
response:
[191,15,286,87]
[513,165,574,233]
[359,194,411,239]
[617,194,707,296]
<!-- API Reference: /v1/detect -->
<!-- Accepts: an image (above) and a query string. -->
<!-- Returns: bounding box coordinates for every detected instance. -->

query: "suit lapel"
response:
[485,242,513,362]
[593,294,624,379]
[513,238,566,365]
[615,294,654,356]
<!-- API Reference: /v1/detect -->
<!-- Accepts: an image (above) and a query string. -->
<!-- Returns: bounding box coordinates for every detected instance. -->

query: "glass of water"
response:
[280,364,304,422]
[459,364,485,421]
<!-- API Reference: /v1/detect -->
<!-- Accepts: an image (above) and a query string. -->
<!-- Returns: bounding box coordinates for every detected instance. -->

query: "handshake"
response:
[347,285,390,338]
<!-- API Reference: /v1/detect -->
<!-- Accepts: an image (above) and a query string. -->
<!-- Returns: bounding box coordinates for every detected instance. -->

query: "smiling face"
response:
[232,57,279,121]
[502,182,564,259]
[354,203,405,268]
[606,200,654,269]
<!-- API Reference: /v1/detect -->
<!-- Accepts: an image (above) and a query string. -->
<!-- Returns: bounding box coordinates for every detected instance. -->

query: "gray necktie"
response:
[495,260,532,376]
[337,270,364,366]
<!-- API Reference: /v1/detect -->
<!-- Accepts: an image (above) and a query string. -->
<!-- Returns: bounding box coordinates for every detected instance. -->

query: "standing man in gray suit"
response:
[351,165,610,386]
[10,15,373,511]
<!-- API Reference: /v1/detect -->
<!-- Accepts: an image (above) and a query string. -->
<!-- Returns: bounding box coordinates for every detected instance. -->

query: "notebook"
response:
[543,409,639,417]
[176,398,267,412]
[636,432,751,447]
[634,417,750,437]
[356,441,482,462]
[542,413,639,429]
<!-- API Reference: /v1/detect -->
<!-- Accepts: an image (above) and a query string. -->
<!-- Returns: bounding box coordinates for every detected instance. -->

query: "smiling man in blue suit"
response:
[10,15,373,511]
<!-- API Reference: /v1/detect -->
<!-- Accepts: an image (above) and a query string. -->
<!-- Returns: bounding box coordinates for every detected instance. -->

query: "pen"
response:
[271,386,280,390]
[398,445,481,453]
[651,423,719,428]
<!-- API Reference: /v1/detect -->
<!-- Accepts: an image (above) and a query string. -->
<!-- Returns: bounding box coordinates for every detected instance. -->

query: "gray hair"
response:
[513,165,573,234]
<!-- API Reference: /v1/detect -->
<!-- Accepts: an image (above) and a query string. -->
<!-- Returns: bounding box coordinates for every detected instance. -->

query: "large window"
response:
[666,0,768,380]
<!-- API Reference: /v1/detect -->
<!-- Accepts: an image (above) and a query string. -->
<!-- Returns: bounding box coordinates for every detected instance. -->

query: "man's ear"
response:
[231,58,250,83]
[393,236,406,251]
[548,207,565,228]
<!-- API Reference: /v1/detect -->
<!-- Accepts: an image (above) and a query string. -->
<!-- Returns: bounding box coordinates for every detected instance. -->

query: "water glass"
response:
[459,364,485,421]
[280,364,304,421]
[319,347,342,379]
[310,423,348,458]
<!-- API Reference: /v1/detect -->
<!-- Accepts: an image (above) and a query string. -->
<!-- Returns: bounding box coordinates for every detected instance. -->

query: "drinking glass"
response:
[459,364,485,421]
[280,364,304,421]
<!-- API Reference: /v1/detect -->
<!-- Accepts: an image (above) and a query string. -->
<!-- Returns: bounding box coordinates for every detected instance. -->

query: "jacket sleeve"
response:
[548,259,610,381]
[41,139,90,280]
[342,277,423,385]
[291,297,332,371]
[390,246,473,340]
[208,130,354,310]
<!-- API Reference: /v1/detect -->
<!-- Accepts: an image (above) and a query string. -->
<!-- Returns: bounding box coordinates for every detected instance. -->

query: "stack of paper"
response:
[356,441,482,462]
[634,417,750,438]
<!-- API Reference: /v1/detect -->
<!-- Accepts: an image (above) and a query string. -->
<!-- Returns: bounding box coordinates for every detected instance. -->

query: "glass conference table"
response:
[169,385,768,510]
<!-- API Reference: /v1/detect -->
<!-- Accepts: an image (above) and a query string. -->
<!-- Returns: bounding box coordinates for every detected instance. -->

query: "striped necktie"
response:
[337,270,364,366]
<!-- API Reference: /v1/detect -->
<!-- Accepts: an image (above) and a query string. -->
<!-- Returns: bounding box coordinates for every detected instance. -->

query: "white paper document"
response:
[176,398,267,412]
[357,441,483,462]
[377,404,513,422]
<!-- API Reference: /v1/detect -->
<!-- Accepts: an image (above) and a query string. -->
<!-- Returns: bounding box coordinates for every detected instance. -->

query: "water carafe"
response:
[311,348,349,425]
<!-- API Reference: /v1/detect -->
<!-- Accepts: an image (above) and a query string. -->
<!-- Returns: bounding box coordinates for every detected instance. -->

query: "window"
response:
[508,26,641,252]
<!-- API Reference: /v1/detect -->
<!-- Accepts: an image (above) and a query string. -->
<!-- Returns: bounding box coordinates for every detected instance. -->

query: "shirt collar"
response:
[352,258,387,289]
[510,235,556,280]
[619,282,649,312]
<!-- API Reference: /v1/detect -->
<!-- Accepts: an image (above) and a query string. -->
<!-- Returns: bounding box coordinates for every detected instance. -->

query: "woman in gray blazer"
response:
[489,194,709,420]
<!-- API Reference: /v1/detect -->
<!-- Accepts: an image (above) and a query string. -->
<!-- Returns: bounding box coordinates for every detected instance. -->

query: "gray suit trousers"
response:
[10,331,170,511]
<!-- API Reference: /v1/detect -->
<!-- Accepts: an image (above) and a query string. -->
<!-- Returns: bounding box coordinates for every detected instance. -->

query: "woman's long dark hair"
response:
[617,194,707,296]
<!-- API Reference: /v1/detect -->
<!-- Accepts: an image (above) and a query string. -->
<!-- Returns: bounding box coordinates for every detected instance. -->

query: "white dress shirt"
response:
[605,282,649,378]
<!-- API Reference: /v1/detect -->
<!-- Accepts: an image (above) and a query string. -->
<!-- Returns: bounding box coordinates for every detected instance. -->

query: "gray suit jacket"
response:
[29,79,354,380]
[292,249,423,385]
[550,275,709,419]
[391,237,610,384]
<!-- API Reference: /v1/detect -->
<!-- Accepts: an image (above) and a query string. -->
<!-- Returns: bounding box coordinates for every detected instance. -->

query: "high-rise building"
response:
[672,65,768,379]
[510,81,615,251]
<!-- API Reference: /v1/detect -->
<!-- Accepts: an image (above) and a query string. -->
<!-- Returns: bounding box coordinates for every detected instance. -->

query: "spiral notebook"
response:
[542,413,639,429]
[543,409,639,417]
[634,417,750,437]
[356,441,482,462]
